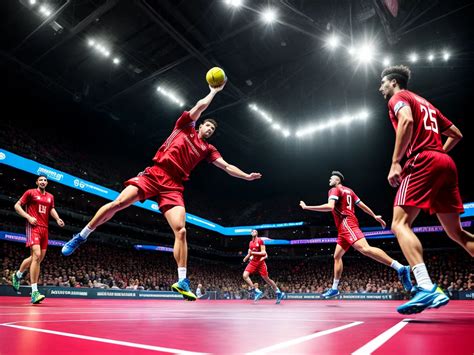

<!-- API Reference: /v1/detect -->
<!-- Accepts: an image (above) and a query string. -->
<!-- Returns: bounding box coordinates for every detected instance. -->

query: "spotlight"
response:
[224,0,243,7]
[261,8,277,23]
[383,57,391,66]
[113,58,120,65]
[428,53,434,62]
[409,53,418,63]
[88,39,95,47]
[327,35,340,49]
[442,51,450,61]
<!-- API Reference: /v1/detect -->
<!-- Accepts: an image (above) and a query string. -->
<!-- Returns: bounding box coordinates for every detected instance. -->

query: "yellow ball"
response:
[206,67,226,87]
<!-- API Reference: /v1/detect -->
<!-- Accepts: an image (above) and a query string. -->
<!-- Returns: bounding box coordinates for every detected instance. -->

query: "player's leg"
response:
[391,205,448,314]
[62,185,141,256]
[29,244,45,304]
[243,270,255,288]
[12,253,32,291]
[437,213,474,256]
[322,244,346,298]
[261,271,285,304]
[165,205,196,301]
[353,237,412,291]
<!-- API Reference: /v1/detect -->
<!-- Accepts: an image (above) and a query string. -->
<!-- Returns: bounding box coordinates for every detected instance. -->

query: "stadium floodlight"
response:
[88,39,95,47]
[296,109,370,138]
[409,53,418,63]
[442,51,450,61]
[383,57,391,66]
[39,5,52,17]
[261,8,277,23]
[282,129,290,138]
[157,86,185,107]
[428,53,434,62]
[347,46,356,56]
[327,35,340,49]
[224,0,243,7]
[113,57,120,65]
[356,43,375,63]
[29,0,36,5]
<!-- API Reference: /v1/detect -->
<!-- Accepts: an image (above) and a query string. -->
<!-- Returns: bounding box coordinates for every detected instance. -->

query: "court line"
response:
[1,324,209,354]
[246,321,363,354]
[351,319,411,355]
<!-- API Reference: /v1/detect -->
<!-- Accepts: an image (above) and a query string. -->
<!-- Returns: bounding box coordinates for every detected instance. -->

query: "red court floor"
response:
[0,297,472,354]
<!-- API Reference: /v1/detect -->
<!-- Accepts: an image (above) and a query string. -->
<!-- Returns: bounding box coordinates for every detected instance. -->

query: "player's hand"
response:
[209,80,226,93]
[388,162,402,187]
[28,216,37,226]
[246,173,262,181]
[57,219,65,227]
[374,215,386,228]
[299,201,307,209]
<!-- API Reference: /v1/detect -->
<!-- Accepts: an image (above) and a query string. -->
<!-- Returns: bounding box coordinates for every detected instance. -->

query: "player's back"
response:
[329,185,360,230]
[388,90,453,158]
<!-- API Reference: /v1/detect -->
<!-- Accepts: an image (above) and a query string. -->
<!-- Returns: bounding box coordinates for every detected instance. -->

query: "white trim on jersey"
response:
[329,195,339,201]
[396,153,420,206]
[394,101,408,115]
[355,199,361,204]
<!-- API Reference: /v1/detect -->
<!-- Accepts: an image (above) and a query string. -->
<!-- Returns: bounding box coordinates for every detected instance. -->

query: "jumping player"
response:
[300,171,412,298]
[11,175,65,304]
[61,82,262,301]
[380,65,473,314]
[242,229,285,304]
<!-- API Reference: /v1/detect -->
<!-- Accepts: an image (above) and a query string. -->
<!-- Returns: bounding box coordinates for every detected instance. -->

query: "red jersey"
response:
[153,111,222,180]
[328,185,361,231]
[248,237,265,263]
[388,90,453,158]
[19,189,55,228]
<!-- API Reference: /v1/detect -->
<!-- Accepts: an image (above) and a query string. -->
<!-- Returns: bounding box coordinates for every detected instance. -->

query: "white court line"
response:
[1,324,209,355]
[351,319,411,355]
[246,321,363,355]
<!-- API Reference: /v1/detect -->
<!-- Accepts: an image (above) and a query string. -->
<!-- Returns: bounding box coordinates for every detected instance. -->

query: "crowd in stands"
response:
[2,241,472,300]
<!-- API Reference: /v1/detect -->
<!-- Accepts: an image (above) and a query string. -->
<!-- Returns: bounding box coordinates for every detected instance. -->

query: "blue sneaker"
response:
[254,289,264,302]
[61,233,87,256]
[276,291,285,304]
[398,265,412,291]
[171,278,197,301]
[322,288,340,299]
[397,284,449,314]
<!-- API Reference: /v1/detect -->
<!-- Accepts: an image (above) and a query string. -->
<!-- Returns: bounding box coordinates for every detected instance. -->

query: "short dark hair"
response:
[381,65,411,89]
[331,171,344,182]
[37,174,47,181]
[203,118,218,129]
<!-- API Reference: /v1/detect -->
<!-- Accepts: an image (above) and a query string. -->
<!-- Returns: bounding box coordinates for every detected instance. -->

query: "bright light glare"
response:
[383,57,390,66]
[113,58,120,65]
[327,35,340,49]
[428,53,434,62]
[409,53,418,63]
[261,8,277,23]
[157,86,185,107]
[29,0,36,5]
[224,0,243,7]
[357,44,375,63]
[443,51,450,61]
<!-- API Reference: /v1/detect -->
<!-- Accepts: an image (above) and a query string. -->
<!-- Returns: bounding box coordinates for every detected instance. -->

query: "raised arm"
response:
[299,199,336,212]
[189,83,226,121]
[442,124,463,153]
[212,157,262,181]
[356,201,386,228]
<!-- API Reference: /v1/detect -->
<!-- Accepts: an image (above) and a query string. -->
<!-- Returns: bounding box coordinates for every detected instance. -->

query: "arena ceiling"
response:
[2,0,473,221]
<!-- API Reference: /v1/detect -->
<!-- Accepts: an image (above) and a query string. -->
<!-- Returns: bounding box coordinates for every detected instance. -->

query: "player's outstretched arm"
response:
[356,201,386,228]
[189,82,226,121]
[442,124,463,153]
[212,157,262,181]
[299,199,335,212]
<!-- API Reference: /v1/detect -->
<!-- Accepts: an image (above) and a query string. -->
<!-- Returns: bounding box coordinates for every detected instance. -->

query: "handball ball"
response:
[206,67,226,87]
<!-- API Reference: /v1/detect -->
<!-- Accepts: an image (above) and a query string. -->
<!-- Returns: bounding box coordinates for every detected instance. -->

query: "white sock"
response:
[255,288,261,292]
[31,283,38,292]
[275,287,281,293]
[16,271,23,279]
[332,279,340,290]
[79,225,95,239]
[390,260,404,272]
[412,263,434,290]
[178,267,187,281]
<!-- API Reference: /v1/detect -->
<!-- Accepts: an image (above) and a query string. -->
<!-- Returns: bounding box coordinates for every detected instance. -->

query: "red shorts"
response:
[337,219,365,251]
[245,261,268,277]
[124,165,184,214]
[395,150,464,215]
[26,225,48,249]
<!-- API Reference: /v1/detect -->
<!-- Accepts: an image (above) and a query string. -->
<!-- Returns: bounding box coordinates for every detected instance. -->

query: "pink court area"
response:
[0,297,473,355]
